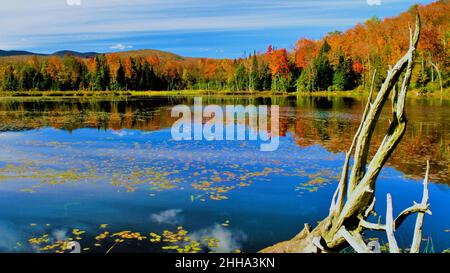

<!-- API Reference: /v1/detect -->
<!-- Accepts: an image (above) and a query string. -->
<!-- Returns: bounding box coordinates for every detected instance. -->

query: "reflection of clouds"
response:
[0,132,23,139]
[0,221,63,252]
[112,130,133,137]
[52,229,68,241]
[0,221,21,252]
[191,224,247,253]
[150,209,183,225]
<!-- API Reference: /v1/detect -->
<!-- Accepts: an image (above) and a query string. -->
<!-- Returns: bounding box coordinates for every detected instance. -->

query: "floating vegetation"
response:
[28,226,87,253]
[147,226,243,253]
[0,132,343,201]
[111,167,182,192]
[25,224,241,254]
[0,159,99,191]
[295,171,336,194]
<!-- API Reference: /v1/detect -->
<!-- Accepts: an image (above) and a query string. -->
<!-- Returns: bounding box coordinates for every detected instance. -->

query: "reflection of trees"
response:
[0,96,447,184]
[286,98,449,184]
[0,98,179,132]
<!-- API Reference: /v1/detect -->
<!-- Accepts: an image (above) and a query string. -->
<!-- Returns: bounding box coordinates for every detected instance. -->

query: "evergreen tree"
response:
[332,55,357,90]
[249,54,261,91]
[314,41,333,91]
[260,62,272,91]
[296,68,314,92]
[141,61,155,90]
[233,63,248,91]
[113,61,126,90]
[93,55,110,91]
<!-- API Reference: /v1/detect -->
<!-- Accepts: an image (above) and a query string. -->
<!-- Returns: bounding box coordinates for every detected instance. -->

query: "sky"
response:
[0,0,436,58]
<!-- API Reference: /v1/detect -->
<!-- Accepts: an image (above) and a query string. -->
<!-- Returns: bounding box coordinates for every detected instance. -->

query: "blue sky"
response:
[0,0,435,58]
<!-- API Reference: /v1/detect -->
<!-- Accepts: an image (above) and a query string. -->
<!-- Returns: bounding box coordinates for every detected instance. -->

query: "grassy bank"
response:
[0,88,448,99]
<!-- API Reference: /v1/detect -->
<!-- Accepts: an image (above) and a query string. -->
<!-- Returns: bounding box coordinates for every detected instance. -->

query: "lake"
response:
[0,95,448,253]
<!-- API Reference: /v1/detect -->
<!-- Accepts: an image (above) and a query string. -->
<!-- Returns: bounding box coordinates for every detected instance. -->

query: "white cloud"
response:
[0,1,368,39]
[66,0,81,6]
[0,221,21,252]
[0,0,416,53]
[190,224,247,253]
[367,0,381,6]
[150,209,183,225]
[110,44,133,51]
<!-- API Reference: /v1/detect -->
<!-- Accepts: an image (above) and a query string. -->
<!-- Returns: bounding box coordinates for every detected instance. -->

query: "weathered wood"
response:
[410,161,430,253]
[330,69,377,215]
[358,217,385,231]
[394,202,430,229]
[385,194,400,253]
[261,14,428,254]
[338,227,371,253]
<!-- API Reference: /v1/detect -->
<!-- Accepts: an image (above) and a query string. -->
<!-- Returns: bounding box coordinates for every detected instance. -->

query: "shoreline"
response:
[0,89,448,100]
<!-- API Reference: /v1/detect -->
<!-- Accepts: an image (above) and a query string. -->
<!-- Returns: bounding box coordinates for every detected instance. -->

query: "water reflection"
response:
[0,96,447,183]
[0,96,448,253]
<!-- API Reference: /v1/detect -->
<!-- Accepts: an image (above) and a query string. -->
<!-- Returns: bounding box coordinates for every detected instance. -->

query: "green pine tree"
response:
[332,55,357,91]
[249,54,261,91]
[93,55,110,91]
[314,41,333,91]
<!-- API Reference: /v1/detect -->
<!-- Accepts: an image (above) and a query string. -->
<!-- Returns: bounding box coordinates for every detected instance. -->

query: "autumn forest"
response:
[0,1,448,94]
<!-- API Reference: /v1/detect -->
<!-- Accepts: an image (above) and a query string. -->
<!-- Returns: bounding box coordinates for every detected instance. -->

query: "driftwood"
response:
[261,14,431,253]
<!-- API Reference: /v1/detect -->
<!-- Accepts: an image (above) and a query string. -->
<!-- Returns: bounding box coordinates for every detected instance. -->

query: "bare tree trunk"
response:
[430,61,443,97]
[367,54,371,90]
[261,14,428,253]
[430,53,435,82]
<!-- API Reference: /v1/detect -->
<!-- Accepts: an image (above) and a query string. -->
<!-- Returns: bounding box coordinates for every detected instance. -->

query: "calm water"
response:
[0,96,448,253]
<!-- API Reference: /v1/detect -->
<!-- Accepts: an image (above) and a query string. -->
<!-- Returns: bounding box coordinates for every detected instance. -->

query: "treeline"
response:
[0,48,348,92]
[0,1,448,93]
[0,55,169,91]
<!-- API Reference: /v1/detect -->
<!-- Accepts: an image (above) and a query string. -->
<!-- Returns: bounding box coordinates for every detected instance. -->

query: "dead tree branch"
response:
[338,227,371,253]
[261,13,430,254]
[410,160,431,253]
[386,194,400,253]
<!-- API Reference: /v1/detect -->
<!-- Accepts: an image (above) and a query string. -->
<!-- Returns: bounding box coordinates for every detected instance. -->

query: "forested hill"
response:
[0,49,183,60]
[0,50,45,57]
[0,50,93,58]
[0,0,448,93]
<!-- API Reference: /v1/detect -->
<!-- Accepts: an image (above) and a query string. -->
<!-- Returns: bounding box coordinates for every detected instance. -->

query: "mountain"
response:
[0,48,183,60]
[0,49,98,58]
[0,50,45,57]
[108,49,184,61]
[51,50,98,58]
